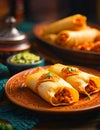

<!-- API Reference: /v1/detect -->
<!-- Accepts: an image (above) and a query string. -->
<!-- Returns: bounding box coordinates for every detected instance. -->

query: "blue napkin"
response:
[0,63,39,130]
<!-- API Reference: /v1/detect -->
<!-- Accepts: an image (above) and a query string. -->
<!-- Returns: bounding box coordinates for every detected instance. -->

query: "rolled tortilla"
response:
[25,67,79,106]
[55,27,100,48]
[43,14,87,34]
[48,64,100,96]
[43,33,57,44]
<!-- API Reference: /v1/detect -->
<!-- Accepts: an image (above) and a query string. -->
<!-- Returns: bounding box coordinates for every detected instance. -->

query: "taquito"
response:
[55,28,100,48]
[25,67,79,106]
[43,14,87,34]
[48,64,100,96]
[43,34,57,44]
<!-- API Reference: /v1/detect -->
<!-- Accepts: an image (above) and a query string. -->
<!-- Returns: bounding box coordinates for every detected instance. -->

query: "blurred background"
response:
[24,0,100,24]
[0,0,100,65]
[0,0,100,30]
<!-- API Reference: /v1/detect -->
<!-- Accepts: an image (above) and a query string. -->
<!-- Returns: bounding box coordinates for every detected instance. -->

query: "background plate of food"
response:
[33,14,100,68]
[5,64,100,114]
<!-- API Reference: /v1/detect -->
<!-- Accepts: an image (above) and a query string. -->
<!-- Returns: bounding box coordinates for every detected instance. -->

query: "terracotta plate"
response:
[33,23,100,67]
[5,66,100,114]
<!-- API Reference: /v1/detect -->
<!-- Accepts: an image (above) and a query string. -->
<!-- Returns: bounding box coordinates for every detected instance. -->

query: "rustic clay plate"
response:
[33,23,100,67]
[5,66,100,114]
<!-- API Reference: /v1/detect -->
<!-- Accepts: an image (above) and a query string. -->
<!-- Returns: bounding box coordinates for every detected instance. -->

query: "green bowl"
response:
[6,52,45,75]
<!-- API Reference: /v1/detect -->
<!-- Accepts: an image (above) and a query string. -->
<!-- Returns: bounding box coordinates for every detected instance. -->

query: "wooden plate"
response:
[5,66,100,114]
[33,23,100,67]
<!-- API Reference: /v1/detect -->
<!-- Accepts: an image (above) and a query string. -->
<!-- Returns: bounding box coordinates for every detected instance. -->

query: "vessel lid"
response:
[0,16,27,44]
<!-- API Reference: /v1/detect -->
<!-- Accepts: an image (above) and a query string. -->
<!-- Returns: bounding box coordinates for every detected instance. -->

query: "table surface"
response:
[33,114,100,130]
[0,40,100,130]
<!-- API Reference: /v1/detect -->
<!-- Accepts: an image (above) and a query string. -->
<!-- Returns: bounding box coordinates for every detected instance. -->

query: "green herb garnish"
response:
[66,67,76,71]
[44,72,53,78]
[87,94,91,100]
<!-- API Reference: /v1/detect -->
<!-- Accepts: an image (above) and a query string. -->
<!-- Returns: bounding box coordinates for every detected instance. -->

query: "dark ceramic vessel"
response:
[6,52,45,75]
[33,23,100,68]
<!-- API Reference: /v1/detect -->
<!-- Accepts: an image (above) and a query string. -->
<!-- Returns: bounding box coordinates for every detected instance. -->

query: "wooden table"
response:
[33,113,100,130]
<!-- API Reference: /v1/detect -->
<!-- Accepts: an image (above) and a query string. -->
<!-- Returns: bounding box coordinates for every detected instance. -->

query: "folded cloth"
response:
[0,63,39,130]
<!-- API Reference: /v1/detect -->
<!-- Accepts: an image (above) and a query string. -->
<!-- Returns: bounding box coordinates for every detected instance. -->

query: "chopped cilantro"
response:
[66,67,76,71]
[87,94,91,100]
[44,72,53,78]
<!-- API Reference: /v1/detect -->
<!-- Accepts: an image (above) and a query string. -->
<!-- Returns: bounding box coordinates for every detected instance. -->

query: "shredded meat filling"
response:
[61,67,79,79]
[54,88,72,104]
[85,79,98,93]
[55,33,69,47]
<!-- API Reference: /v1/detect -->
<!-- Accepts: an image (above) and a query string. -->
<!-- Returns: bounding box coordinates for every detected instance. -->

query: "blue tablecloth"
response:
[0,63,39,130]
